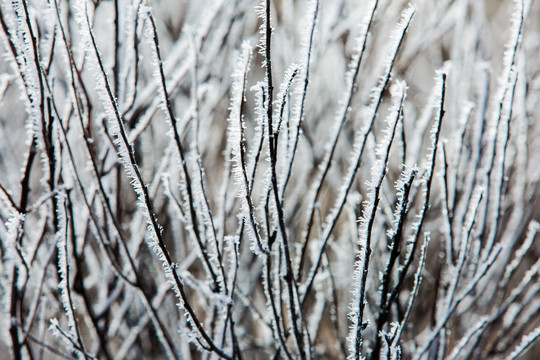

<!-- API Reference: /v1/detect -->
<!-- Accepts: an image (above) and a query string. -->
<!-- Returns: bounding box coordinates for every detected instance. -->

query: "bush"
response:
[1,0,539,359]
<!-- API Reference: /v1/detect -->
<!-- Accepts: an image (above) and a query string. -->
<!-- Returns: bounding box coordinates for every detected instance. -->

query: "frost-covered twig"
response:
[348,81,407,360]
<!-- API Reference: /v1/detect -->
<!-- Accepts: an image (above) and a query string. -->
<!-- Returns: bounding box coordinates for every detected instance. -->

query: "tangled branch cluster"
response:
[1,0,539,359]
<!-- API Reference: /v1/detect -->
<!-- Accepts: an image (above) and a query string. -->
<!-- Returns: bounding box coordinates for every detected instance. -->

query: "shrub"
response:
[1,0,539,359]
